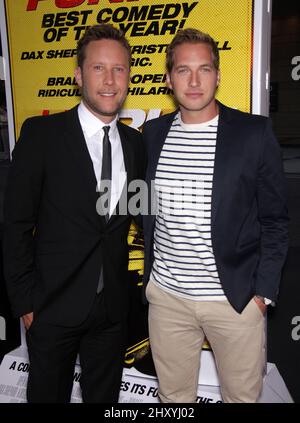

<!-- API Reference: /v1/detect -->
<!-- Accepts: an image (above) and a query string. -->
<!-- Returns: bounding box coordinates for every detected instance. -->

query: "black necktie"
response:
[100,125,111,222]
[97,126,111,294]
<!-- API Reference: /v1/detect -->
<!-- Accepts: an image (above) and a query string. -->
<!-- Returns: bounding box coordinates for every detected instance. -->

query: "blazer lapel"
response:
[146,112,177,184]
[63,107,105,229]
[117,122,133,184]
[106,122,133,225]
[211,103,235,226]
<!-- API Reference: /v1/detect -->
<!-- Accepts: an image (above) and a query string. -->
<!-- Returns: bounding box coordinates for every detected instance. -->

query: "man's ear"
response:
[74,66,82,88]
[216,71,220,86]
[166,73,172,90]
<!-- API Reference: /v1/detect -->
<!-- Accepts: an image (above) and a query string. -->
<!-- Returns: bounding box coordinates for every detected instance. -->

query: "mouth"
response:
[99,92,116,97]
[185,92,203,97]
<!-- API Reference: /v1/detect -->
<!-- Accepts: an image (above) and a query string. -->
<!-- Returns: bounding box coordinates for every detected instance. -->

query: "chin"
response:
[96,106,119,116]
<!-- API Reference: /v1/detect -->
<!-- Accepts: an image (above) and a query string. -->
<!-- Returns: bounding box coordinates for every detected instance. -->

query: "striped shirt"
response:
[151,112,226,301]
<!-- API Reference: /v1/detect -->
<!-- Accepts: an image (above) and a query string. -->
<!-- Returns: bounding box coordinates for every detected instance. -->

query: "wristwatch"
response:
[255,295,272,305]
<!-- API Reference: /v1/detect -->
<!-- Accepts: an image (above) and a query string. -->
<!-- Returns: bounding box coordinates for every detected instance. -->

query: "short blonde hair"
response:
[166,28,219,72]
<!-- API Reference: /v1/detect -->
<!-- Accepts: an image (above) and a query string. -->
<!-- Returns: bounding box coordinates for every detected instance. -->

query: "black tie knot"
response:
[103,126,110,136]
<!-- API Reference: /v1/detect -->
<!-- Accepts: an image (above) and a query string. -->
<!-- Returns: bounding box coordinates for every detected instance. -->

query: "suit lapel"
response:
[117,122,133,184]
[211,103,235,226]
[63,106,105,229]
[107,122,133,225]
[147,112,176,184]
[143,112,176,231]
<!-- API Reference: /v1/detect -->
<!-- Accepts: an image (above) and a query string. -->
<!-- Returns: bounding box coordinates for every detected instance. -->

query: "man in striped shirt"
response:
[142,28,288,403]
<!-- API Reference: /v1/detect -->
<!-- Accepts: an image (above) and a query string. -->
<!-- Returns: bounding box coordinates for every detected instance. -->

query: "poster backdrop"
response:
[1,0,256,378]
[4,0,254,139]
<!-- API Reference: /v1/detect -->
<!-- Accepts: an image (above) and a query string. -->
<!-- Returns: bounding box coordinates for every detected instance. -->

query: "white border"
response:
[0,0,16,154]
[252,0,272,116]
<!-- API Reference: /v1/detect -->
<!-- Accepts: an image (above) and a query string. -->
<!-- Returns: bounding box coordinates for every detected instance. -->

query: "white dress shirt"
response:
[77,101,126,217]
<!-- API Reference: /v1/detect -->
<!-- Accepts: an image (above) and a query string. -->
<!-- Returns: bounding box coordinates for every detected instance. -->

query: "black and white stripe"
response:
[151,113,226,301]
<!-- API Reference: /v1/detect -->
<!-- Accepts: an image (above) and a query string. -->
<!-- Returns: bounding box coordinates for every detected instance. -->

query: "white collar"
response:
[78,101,118,138]
[178,112,219,130]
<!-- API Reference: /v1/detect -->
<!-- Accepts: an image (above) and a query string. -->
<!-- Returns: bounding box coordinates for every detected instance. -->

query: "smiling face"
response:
[74,39,130,123]
[167,42,220,124]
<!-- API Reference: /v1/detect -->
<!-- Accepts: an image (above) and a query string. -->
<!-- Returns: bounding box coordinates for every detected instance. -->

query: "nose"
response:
[189,70,200,87]
[103,68,114,85]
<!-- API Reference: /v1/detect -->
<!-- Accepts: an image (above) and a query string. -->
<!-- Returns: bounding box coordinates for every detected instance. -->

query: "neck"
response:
[180,101,219,124]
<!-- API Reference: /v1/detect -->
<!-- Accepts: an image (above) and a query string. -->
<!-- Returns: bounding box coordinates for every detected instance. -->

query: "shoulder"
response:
[21,107,77,133]
[143,111,177,132]
[220,103,269,128]
[219,104,274,144]
[118,121,142,140]
[15,108,78,156]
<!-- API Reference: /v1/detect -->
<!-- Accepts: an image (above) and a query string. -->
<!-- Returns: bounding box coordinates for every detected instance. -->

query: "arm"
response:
[255,118,289,301]
[3,119,44,318]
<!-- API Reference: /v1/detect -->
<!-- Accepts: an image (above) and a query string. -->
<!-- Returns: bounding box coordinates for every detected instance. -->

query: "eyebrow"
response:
[90,62,128,68]
[174,63,214,69]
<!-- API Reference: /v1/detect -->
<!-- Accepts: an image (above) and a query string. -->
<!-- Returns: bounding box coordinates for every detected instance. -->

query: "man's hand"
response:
[254,296,267,315]
[22,312,34,330]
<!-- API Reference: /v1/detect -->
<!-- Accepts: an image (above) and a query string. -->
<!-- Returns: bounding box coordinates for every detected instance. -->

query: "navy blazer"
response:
[142,103,289,313]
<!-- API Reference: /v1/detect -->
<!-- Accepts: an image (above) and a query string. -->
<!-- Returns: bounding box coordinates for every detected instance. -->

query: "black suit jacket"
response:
[3,106,146,326]
[142,103,289,313]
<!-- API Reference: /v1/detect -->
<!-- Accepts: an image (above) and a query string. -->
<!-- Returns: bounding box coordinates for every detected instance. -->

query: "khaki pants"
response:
[146,280,265,403]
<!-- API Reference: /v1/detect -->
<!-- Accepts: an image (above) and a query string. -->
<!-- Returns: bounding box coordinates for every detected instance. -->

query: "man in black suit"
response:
[3,24,145,403]
[142,28,288,402]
